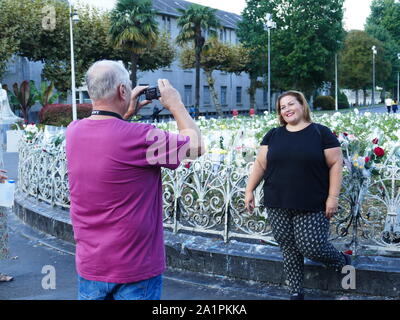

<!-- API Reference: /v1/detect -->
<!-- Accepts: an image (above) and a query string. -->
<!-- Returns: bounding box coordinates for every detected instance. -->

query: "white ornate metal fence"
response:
[17,130,400,255]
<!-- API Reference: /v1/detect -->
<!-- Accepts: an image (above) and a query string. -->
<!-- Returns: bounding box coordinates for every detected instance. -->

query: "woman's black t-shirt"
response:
[260,123,340,211]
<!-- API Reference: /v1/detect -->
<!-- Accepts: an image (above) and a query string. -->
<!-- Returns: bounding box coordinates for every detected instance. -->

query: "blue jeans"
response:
[77,274,163,300]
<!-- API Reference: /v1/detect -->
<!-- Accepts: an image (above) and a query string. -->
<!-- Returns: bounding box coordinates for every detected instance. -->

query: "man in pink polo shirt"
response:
[66,60,204,300]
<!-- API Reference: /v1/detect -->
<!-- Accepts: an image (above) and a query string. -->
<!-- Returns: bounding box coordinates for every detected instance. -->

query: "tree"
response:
[366,0,400,98]
[366,0,400,44]
[10,81,38,123]
[109,0,159,87]
[176,4,220,117]
[135,32,176,73]
[180,37,248,116]
[339,31,391,105]
[0,0,116,98]
[31,81,60,108]
[238,0,345,99]
[237,2,268,111]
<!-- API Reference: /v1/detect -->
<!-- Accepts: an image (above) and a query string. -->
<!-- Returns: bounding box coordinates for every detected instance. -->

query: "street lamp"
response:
[69,1,79,121]
[397,53,400,102]
[335,53,338,111]
[264,14,276,113]
[372,46,377,108]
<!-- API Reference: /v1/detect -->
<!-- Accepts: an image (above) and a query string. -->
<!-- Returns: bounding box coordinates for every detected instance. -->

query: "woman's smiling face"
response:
[279,95,305,125]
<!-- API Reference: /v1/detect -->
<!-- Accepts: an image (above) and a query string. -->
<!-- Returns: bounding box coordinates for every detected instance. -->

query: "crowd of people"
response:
[0,60,353,300]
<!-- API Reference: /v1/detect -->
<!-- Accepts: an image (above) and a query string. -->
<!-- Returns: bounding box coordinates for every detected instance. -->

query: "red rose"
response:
[372,138,379,144]
[365,156,370,163]
[373,147,385,157]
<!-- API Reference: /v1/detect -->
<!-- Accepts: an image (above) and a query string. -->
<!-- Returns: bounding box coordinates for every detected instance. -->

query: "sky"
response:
[76,0,373,31]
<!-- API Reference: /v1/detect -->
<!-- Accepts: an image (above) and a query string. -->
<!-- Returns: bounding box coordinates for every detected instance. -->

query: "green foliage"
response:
[10,81,39,123]
[39,103,92,127]
[238,0,345,96]
[339,31,391,91]
[314,95,336,110]
[136,32,176,72]
[109,0,159,86]
[176,4,220,114]
[179,37,250,116]
[30,81,60,108]
[337,91,350,109]
[366,0,400,93]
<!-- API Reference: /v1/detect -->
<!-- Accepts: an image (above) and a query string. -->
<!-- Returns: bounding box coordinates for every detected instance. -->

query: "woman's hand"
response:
[245,191,255,213]
[0,169,7,183]
[325,196,339,219]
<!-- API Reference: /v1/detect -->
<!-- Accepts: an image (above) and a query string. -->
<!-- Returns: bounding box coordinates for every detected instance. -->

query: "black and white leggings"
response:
[267,207,346,294]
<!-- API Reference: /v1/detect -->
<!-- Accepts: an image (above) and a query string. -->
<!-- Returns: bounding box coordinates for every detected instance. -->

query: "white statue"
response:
[0,83,22,125]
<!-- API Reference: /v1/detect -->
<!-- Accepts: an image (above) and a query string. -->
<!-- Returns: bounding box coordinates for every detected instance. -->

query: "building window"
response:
[203,86,211,105]
[221,86,227,105]
[184,85,192,106]
[236,87,242,105]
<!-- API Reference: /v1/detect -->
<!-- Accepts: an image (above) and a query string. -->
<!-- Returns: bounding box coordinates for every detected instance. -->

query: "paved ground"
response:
[1,209,391,301]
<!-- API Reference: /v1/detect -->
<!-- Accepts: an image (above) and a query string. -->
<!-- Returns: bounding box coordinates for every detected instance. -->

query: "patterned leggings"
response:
[267,207,346,294]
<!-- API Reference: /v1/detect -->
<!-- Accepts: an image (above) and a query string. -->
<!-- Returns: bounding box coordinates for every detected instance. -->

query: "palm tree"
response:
[176,4,220,117]
[109,0,158,87]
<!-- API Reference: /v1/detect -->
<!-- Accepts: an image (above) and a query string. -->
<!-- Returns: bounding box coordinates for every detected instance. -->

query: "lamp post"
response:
[69,1,79,121]
[335,53,338,111]
[397,53,400,102]
[372,46,377,108]
[265,14,276,113]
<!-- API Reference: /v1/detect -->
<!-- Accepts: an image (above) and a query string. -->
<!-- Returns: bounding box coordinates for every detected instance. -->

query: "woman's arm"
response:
[324,147,343,219]
[245,146,268,212]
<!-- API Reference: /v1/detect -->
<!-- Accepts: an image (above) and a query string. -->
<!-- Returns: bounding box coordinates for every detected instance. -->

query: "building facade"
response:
[1,0,269,120]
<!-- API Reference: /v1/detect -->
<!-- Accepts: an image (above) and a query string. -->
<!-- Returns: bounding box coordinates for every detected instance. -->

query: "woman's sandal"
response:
[0,274,13,282]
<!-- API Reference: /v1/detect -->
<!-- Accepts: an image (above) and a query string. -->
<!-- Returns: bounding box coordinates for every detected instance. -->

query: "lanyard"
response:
[91,110,123,120]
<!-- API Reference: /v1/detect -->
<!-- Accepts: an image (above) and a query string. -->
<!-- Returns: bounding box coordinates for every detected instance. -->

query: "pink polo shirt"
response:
[66,118,189,283]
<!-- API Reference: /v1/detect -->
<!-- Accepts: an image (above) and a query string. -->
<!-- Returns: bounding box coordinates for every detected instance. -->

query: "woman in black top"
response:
[245,91,350,300]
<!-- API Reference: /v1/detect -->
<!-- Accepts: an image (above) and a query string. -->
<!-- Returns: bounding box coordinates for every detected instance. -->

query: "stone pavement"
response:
[0,209,392,301]
[1,138,398,301]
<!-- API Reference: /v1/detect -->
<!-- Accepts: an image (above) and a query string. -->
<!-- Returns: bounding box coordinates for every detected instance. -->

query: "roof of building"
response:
[152,0,242,29]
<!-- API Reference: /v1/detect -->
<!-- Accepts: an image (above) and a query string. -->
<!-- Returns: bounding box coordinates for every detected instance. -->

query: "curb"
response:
[14,193,400,298]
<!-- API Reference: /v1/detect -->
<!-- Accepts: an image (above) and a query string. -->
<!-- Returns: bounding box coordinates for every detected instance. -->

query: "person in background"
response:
[151,105,162,122]
[391,99,398,114]
[0,169,12,282]
[385,97,393,114]
[245,90,351,300]
[66,60,205,300]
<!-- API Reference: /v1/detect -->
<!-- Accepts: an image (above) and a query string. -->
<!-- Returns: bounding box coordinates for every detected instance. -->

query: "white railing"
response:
[17,131,400,255]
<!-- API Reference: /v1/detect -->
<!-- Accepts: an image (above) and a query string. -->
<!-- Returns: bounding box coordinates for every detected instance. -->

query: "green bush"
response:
[337,91,350,109]
[39,103,92,126]
[314,95,335,110]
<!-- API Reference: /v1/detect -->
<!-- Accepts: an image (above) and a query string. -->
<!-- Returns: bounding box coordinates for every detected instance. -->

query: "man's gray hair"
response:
[85,60,131,100]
